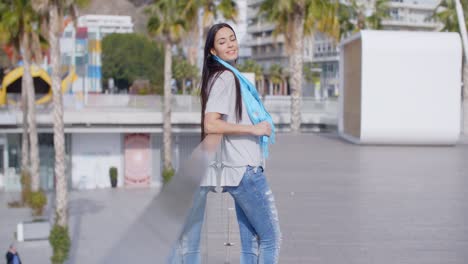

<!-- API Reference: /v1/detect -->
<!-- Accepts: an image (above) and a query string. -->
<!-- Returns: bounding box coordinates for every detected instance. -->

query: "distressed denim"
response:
[169,166,281,264]
[168,186,212,264]
[224,166,282,264]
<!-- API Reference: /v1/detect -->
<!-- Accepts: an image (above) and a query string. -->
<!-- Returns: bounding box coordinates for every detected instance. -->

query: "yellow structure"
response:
[0,65,77,106]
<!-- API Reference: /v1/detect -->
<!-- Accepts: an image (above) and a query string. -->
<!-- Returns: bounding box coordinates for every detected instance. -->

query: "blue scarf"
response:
[213,56,275,158]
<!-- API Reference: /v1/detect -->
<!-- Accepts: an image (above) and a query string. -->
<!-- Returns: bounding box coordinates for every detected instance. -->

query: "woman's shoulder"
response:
[216,70,235,85]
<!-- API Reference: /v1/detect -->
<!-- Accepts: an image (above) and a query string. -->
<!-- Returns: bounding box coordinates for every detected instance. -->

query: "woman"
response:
[204,22,281,263]
[170,23,281,264]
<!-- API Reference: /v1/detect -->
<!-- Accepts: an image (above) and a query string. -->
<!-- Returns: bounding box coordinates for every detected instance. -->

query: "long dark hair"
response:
[200,23,242,141]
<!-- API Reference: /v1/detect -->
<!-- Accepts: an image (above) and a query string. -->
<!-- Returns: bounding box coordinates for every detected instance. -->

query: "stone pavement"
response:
[2,133,468,263]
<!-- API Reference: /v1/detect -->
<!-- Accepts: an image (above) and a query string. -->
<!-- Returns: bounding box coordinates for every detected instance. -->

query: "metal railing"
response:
[0,94,339,125]
[1,94,338,112]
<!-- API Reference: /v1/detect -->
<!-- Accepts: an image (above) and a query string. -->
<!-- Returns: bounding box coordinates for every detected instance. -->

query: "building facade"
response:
[246,0,443,99]
[314,0,443,99]
[61,15,135,94]
[0,95,337,192]
[246,0,321,97]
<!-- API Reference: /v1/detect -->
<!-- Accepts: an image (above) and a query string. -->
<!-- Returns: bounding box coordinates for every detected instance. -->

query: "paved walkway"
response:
[2,133,468,263]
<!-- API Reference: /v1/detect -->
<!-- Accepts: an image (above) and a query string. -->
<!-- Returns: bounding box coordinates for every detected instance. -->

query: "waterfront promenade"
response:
[1,132,468,263]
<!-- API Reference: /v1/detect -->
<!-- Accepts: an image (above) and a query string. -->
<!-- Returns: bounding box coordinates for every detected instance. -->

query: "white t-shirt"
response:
[201,71,263,187]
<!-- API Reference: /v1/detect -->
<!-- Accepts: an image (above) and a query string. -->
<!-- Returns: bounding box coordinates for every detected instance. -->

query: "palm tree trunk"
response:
[455,0,468,134]
[269,80,273,95]
[290,14,305,133]
[280,80,283,95]
[260,76,265,96]
[50,4,68,227]
[463,64,468,133]
[455,0,468,59]
[182,78,187,95]
[21,75,29,172]
[163,42,173,170]
[22,32,40,191]
[187,20,200,66]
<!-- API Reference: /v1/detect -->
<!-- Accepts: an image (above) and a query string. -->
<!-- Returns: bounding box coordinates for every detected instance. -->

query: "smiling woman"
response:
[169,23,281,264]
[209,27,239,62]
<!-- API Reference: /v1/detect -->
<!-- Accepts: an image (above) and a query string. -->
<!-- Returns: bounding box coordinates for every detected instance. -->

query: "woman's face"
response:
[210,27,238,61]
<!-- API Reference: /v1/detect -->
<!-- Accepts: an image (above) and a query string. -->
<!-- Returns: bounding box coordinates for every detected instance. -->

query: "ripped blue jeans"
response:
[169,166,281,264]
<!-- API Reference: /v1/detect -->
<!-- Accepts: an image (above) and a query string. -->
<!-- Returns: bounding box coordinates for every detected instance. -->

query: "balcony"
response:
[246,34,285,47]
[381,18,441,30]
[247,0,265,7]
[246,23,276,34]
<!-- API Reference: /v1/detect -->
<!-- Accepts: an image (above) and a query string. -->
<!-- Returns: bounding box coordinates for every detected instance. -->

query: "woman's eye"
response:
[219,42,225,45]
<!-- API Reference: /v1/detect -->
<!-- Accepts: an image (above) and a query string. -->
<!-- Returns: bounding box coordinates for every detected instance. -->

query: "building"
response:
[0,95,200,192]
[246,0,443,98]
[231,0,251,62]
[0,95,337,192]
[77,15,134,36]
[246,0,328,96]
[61,15,135,94]
[0,13,339,193]
[247,0,286,70]
[313,0,443,99]
[382,0,442,31]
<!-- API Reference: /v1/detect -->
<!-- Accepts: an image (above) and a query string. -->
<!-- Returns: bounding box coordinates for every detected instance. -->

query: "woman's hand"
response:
[252,121,271,137]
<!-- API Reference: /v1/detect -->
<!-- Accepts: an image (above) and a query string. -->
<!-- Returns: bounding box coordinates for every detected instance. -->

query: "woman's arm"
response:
[204,112,271,136]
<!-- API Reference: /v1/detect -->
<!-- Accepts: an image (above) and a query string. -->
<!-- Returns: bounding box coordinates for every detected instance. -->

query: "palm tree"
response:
[435,0,468,32]
[455,0,468,134]
[0,0,44,191]
[238,59,264,95]
[146,0,194,173]
[268,64,284,95]
[339,0,389,34]
[0,2,29,172]
[303,62,320,84]
[32,0,88,229]
[366,0,390,30]
[259,0,339,132]
[173,56,199,94]
[434,0,468,133]
[337,2,356,39]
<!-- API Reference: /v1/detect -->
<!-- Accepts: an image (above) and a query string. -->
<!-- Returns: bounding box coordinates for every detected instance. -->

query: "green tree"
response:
[0,1,29,171]
[337,2,355,39]
[0,49,12,69]
[303,62,320,84]
[366,0,390,30]
[172,56,199,94]
[238,59,265,95]
[31,2,89,263]
[434,0,468,32]
[268,64,285,95]
[259,0,339,132]
[0,0,44,191]
[33,0,89,229]
[335,0,389,38]
[146,0,195,173]
[102,33,164,93]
